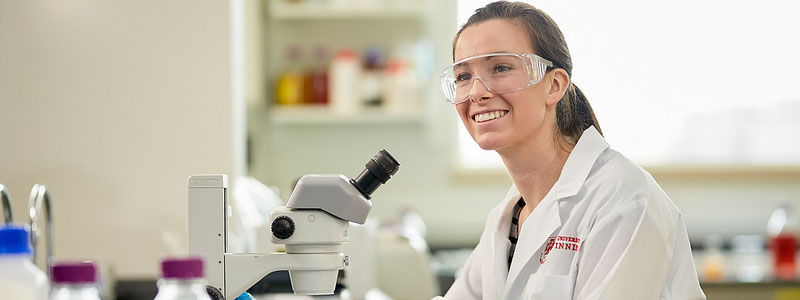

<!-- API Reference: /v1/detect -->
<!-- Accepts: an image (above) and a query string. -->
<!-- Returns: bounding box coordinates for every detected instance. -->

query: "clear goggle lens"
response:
[439,53,553,104]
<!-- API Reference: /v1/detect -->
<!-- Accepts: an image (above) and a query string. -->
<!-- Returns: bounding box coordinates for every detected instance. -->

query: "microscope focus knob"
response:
[271,216,295,240]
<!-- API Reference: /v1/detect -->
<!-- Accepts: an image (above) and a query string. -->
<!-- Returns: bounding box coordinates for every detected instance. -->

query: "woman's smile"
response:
[472,109,509,123]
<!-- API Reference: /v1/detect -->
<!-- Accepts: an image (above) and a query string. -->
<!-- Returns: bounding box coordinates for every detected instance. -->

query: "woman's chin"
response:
[475,137,507,151]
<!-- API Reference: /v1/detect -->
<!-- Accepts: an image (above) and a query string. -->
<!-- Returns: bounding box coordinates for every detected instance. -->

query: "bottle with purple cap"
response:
[153,257,211,300]
[50,261,101,300]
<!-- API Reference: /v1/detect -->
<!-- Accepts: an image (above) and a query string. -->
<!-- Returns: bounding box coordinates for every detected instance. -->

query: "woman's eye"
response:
[494,65,512,73]
[455,73,472,82]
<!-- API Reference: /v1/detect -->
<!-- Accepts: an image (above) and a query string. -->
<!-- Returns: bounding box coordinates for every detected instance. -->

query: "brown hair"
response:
[453,1,603,142]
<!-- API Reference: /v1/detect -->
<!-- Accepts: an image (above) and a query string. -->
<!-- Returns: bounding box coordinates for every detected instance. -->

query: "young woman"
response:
[436,2,705,299]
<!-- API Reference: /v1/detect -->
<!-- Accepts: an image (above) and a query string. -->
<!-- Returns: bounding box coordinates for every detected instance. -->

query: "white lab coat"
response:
[437,126,706,300]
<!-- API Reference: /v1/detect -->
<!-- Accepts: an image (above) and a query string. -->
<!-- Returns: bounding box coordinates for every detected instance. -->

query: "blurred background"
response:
[2,0,800,299]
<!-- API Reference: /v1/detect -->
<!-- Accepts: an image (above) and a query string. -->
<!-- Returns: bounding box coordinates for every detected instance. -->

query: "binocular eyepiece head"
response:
[350,149,399,199]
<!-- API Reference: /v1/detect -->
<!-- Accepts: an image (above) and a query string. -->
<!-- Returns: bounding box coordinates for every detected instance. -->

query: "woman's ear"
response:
[546,69,569,107]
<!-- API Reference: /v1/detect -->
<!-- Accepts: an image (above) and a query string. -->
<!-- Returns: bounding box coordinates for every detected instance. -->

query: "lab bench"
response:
[701,281,800,300]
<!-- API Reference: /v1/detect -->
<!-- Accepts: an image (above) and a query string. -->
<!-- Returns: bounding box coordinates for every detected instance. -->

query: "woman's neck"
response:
[498,131,573,210]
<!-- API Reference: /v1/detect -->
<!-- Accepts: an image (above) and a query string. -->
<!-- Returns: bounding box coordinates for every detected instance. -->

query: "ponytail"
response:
[556,83,602,143]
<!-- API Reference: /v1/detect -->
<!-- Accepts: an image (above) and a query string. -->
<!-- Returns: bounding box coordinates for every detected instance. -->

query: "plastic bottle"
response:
[50,261,101,300]
[329,48,361,115]
[767,202,799,280]
[0,224,49,300]
[383,59,419,114]
[153,257,212,300]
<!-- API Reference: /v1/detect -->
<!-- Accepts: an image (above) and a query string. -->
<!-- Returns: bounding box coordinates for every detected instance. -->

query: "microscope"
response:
[188,149,399,299]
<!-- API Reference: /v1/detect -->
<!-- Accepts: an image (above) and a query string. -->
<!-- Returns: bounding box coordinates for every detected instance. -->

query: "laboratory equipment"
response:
[341,220,378,299]
[29,183,54,272]
[188,149,399,299]
[376,209,439,299]
[154,257,212,300]
[1,184,12,223]
[731,234,767,282]
[767,202,799,280]
[50,261,101,300]
[0,225,49,300]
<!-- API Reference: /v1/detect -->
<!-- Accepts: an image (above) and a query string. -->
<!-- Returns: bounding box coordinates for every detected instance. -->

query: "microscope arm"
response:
[223,252,345,299]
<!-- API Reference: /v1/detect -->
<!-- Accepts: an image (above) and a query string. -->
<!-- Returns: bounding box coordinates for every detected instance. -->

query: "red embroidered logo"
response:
[540,237,556,263]
[540,235,581,264]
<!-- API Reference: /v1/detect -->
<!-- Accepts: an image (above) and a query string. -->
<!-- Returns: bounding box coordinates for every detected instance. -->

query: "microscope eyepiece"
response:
[350,149,399,199]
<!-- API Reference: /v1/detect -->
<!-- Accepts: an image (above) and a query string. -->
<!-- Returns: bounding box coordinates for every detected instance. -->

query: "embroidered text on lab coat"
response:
[540,235,581,263]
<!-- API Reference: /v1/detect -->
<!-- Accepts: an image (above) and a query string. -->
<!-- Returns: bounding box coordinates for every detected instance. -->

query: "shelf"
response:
[269,0,424,20]
[269,105,423,125]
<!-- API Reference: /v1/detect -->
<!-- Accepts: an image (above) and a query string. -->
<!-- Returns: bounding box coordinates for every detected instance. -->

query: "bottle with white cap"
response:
[0,224,49,300]
[50,261,101,300]
[153,257,212,300]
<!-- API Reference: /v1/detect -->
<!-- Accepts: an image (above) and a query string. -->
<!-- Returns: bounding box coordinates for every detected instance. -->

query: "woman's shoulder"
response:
[587,148,648,183]
[580,148,675,213]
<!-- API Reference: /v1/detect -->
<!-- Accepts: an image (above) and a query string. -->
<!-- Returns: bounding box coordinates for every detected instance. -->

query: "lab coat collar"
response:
[501,126,609,295]
[555,126,609,199]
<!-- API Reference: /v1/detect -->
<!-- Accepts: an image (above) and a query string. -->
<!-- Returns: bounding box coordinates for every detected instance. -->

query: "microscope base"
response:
[224,252,345,299]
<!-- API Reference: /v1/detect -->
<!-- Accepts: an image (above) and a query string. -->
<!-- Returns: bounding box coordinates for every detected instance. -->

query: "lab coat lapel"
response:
[491,230,510,299]
[489,186,521,299]
[504,193,562,293]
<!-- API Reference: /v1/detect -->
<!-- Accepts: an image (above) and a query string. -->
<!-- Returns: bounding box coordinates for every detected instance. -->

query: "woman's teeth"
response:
[474,111,507,122]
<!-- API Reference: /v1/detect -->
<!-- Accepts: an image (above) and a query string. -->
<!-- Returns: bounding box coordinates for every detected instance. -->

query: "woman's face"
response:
[454,19,554,153]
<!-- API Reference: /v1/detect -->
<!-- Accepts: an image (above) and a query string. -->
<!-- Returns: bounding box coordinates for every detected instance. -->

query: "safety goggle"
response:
[439,52,554,105]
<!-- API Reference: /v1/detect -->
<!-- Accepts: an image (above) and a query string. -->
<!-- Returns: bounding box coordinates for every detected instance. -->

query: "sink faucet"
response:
[1,184,11,224]
[28,184,53,271]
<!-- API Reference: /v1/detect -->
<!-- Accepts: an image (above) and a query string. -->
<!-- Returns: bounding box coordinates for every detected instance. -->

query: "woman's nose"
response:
[467,76,493,103]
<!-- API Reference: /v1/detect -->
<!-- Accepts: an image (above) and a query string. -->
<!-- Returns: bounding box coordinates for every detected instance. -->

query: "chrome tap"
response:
[1,184,11,224]
[28,184,53,271]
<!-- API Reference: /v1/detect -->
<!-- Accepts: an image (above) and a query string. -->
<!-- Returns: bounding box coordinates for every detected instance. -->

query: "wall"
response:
[0,0,240,278]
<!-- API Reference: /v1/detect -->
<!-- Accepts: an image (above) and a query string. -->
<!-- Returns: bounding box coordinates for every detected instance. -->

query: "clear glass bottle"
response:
[153,257,211,300]
[50,261,101,300]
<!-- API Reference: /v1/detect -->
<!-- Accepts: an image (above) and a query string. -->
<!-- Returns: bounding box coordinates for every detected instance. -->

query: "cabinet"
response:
[257,0,443,125]
[245,0,458,208]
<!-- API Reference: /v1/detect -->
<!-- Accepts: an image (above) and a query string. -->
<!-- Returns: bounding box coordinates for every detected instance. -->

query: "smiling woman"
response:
[434,2,705,299]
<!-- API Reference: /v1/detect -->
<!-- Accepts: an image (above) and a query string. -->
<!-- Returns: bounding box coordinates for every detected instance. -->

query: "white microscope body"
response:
[188,150,399,299]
